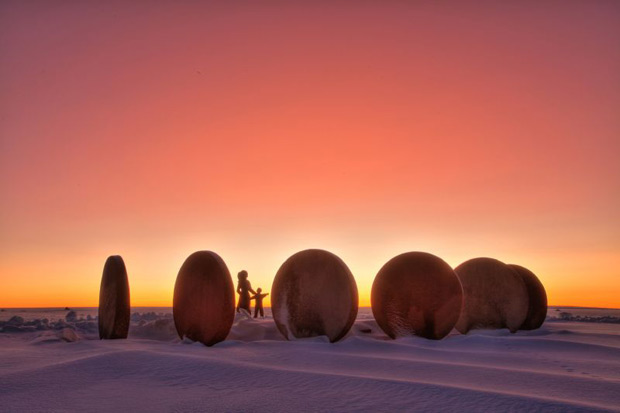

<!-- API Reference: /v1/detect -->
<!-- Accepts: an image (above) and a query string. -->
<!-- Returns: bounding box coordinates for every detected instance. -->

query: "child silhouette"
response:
[250,288,269,318]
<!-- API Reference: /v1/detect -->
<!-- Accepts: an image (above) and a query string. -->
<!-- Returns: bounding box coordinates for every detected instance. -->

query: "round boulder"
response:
[271,249,358,343]
[173,251,235,346]
[509,264,547,330]
[455,257,528,334]
[98,255,130,339]
[371,252,463,340]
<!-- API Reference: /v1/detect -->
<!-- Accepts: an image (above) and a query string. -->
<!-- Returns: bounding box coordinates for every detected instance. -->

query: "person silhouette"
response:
[236,270,256,314]
[251,288,269,318]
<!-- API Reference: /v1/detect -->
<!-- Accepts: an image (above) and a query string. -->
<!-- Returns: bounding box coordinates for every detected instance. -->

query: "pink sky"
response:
[1,1,619,307]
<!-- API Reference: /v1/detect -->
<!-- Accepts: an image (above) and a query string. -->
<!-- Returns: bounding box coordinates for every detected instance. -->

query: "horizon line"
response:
[2,305,619,311]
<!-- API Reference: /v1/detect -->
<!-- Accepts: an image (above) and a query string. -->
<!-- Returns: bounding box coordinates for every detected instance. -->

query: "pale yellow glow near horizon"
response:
[1,237,619,309]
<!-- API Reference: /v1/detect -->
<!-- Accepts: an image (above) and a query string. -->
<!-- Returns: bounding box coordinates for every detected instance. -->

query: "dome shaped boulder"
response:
[271,249,358,343]
[371,252,463,340]
[173,251,235,346]
[455,257,528,334]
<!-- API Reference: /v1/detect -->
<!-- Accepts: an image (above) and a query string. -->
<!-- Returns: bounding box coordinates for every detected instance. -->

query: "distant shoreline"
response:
[2,305,619,310]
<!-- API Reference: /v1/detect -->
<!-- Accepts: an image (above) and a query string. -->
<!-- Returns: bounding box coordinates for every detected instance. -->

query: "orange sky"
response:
[1,1,619,308]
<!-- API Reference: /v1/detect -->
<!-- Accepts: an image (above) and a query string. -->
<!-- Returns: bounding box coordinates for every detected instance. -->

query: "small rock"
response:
[2,325,24,333]
[59,328,79,342]
[7,316,24,326]
[65,311,78,322]
[53,320,69,330]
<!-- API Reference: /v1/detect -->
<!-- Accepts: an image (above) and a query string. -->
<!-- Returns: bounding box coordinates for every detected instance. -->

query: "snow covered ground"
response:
[1,307,619,412]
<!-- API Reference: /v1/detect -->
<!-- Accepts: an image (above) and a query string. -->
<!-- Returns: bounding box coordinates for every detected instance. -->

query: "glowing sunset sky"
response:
[1,1,619,308]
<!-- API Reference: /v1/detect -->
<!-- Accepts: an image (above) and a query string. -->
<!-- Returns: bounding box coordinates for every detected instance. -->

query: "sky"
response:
[1,1,619,308]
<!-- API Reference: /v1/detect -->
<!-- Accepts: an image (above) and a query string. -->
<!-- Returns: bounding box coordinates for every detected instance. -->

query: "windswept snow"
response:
[0,307,618,412]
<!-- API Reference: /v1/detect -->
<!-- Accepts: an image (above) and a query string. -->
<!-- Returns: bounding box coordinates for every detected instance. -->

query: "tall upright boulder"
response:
[98,255,130,339]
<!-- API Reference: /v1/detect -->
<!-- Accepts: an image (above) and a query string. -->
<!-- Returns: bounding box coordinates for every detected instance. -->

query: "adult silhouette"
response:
[236,270,256,314]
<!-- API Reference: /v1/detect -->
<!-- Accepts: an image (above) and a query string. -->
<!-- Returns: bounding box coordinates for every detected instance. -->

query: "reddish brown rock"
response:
[455,258,528,334]
[271,249,358,343]
[98,255,130,339]
[173,251,235,346]
[371,252,463,340]
[509,264,547,330]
